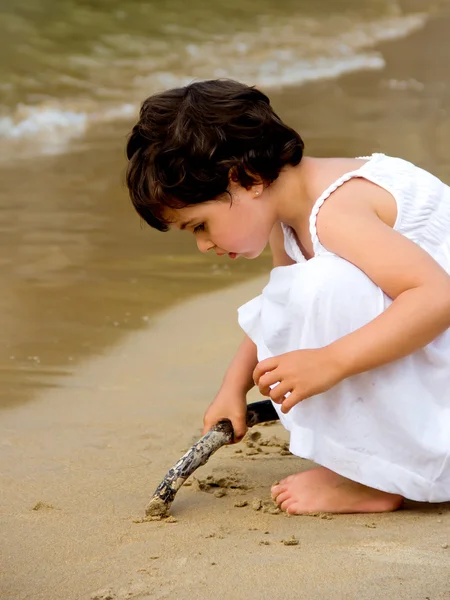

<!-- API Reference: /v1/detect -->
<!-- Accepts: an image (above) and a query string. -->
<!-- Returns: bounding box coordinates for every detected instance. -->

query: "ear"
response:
[252,183,264,198]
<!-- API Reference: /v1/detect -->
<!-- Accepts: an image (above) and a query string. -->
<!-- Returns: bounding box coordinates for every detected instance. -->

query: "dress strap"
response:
[309,153,384,256]
[281,222,307,263]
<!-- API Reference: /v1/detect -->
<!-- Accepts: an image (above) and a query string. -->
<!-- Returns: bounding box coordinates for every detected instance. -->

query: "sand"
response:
[3,8,450,600]
[1,277,450,600]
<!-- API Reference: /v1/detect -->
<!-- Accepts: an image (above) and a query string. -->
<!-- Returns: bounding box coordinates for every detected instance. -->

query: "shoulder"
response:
[305,157,397,228]
[303,157,366,199]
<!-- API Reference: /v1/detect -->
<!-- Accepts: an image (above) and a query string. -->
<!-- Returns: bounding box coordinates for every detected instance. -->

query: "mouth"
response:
[215,251,239,259]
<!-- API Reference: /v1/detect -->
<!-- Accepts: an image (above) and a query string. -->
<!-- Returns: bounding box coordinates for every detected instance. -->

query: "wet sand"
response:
[0,115,271,409]
[2,279,450,600]
[2,9,450,600]
[1,280,450,600]
[2,2,449,410]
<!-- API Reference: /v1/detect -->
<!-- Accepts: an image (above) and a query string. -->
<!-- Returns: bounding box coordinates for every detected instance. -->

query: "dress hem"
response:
[289,426,448,503]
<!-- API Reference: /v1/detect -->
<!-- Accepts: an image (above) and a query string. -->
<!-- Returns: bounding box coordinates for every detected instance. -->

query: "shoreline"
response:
[3,3,450,410]
[0,1,435,161]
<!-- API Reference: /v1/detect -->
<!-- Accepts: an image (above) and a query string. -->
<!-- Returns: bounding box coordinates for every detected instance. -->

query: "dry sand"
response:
[1,278,450,600]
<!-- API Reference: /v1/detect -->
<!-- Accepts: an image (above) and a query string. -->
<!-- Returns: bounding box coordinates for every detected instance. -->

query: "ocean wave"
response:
[0,106,89,139]
[0,103,136,155]
[0,11,427,156]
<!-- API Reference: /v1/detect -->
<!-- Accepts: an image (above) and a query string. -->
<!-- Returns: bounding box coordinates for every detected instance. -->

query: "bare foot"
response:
[271,467,403,514]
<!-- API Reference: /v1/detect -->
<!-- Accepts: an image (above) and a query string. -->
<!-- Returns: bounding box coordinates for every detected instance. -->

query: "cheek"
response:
[213,205,267,249]
[231,221,252,244]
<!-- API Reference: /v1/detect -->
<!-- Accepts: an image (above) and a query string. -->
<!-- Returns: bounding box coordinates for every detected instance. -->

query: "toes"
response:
[271,484,280,500]
[273,491,292,507]
[278,474,295,486]
[271,483,288,500]
[272,475,294,497]
[280,497,298,513]
[285,502,303,515]
[271,472,307,513]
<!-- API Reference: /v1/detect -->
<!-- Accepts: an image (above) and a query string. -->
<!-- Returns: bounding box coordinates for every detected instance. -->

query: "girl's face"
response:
[168,182,276,259]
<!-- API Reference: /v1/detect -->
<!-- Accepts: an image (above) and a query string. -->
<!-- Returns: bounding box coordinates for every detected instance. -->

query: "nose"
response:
[196,237,214,254]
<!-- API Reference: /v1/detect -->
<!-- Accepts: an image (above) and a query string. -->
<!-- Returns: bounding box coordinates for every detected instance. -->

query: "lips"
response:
[215,251,238,259]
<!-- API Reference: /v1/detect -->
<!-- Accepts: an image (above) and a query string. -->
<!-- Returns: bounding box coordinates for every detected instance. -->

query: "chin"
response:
[244,249,264,260]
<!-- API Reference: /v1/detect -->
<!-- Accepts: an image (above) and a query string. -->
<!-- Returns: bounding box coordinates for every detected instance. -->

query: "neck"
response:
[267,158,313,229]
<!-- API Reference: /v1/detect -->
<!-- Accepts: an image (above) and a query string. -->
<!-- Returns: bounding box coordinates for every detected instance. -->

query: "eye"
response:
[193,223,205,233]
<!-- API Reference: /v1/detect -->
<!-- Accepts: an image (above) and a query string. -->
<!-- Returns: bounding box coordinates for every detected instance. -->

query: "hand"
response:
[253,347,343,413]
[202,389,248,443]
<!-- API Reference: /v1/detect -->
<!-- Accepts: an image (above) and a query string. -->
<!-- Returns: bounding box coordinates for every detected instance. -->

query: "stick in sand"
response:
[145,400,279,517]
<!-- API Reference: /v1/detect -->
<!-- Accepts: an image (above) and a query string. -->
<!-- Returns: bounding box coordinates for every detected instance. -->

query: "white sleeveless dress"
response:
[238,153,450,502]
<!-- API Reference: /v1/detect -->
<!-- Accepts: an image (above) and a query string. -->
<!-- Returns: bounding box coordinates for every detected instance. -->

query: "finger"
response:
[258,371,282,395]
[202,423,217,436]
[232,420,248,443]
[202,417,224,436]
[269,382,292,404]
[281,391,304,413]
[252,357,279,385]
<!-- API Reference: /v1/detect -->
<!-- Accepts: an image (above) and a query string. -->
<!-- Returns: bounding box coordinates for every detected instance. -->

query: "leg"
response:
[271,466,403,514]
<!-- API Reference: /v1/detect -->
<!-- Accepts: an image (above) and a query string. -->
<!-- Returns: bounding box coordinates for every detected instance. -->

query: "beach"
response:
[2,2,450,599]
[2,278,450,600]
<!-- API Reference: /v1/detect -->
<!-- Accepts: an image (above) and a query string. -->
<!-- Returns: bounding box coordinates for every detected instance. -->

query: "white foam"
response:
[249,53,386,88]
[0,11,428,157]
[0,102,138,157]
[0,105,88,139]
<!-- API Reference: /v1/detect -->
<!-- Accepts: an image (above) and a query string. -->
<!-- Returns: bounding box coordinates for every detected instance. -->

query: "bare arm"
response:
[221,222,294,389]
[204,223,294,433]
[217,224,290,392]
[220,334,257,394]
[316,179,450,377]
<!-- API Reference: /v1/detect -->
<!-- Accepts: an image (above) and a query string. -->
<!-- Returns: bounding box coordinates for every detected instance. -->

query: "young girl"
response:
[126,79,450,514]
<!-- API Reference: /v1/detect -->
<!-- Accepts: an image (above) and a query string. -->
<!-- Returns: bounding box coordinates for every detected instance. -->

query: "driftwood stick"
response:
[145,400,278,517]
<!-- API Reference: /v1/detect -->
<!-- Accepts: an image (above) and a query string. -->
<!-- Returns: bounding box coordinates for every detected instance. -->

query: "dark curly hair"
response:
[126,79,304,231]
